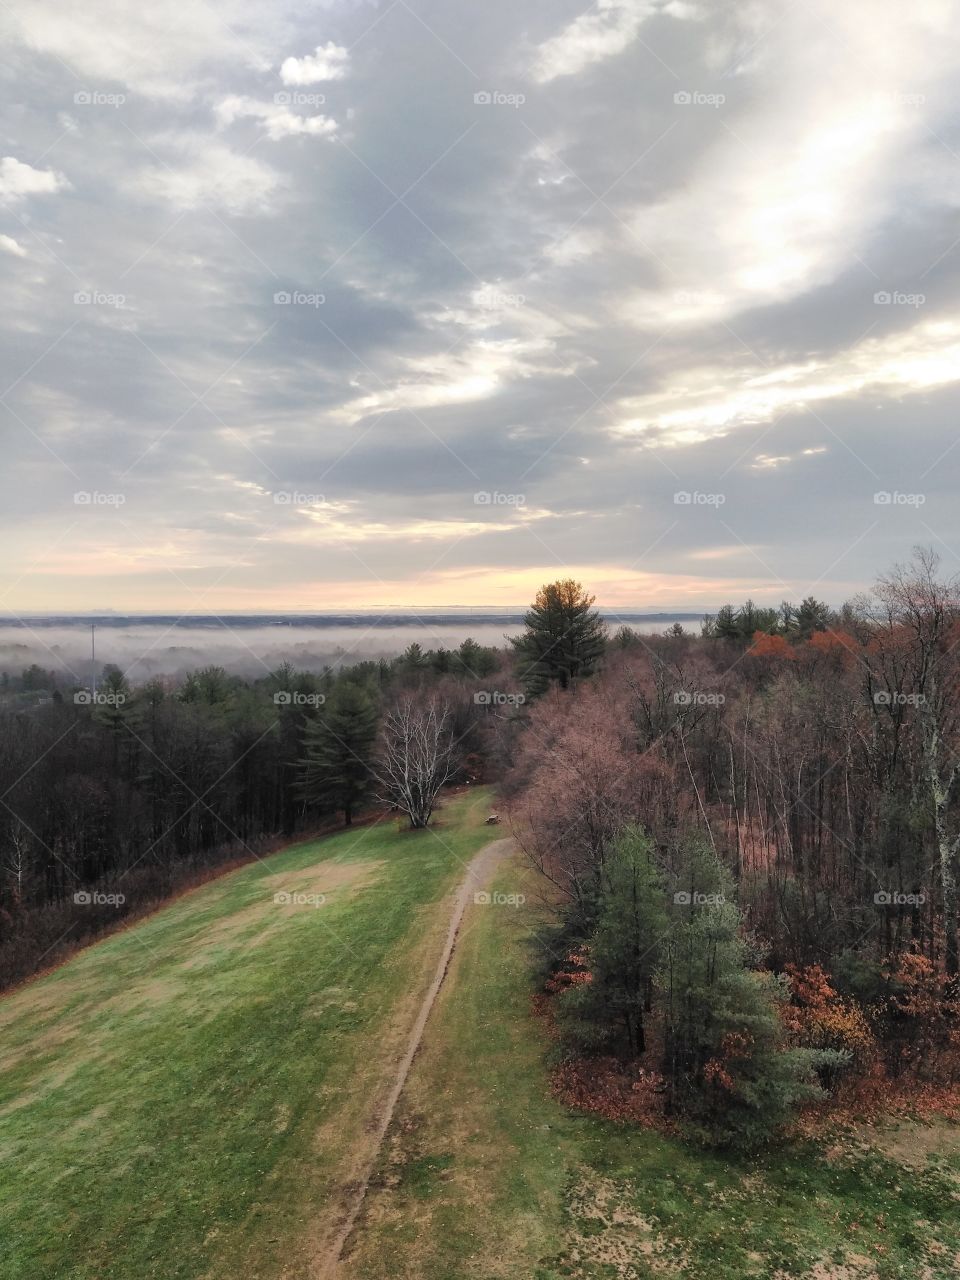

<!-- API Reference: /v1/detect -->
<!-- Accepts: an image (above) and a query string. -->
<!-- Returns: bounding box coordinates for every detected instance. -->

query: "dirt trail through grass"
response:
[318,835,514,1279]
[0,788,500,1280]
[345,853,960,1280]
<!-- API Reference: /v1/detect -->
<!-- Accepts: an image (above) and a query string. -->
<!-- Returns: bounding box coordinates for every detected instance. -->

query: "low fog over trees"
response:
[4,554,960,1149]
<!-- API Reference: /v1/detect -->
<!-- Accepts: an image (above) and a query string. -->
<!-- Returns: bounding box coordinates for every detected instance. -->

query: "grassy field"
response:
[6,801,959,1280]
[0,787,496,1280]
[347,852,960,1280]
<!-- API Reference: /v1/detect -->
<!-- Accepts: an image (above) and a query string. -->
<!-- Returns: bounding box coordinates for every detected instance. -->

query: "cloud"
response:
[6,0,279,99]
[341,333,574,421]
[0,157,67,201]
[0,234,27,257]
[3,0,960,613]
[280,42,349,85]
[283,498,555,545]
[613,319,960,445]
[624,5,960,328]
[531,0,661,83]
[129,136,281,212]
[750,446,828,471]
[215,95,338,139]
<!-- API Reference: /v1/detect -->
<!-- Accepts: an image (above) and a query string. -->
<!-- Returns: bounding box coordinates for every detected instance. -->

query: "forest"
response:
[508,553,960,1145]
[0,638,502,987]
[3,549,960,1147]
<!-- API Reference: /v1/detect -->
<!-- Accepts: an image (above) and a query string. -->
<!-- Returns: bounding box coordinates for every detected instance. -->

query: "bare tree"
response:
[3,822,30,907]
[874,547,960,976]
[372,697,456,828]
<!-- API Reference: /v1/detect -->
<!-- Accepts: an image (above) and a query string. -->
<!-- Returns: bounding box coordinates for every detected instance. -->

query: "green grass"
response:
[0,787,494,1280]
[348,854,960,1280]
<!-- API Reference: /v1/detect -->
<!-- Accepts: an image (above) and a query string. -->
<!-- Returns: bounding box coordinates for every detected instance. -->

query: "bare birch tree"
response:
[3,822,30,907]
[372,697,456,828]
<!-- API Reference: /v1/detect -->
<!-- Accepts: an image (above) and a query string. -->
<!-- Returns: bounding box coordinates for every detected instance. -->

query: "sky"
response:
[2,0,960,613]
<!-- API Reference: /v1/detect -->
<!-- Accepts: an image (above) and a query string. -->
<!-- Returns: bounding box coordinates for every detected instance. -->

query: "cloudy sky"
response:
[2,0,960,612]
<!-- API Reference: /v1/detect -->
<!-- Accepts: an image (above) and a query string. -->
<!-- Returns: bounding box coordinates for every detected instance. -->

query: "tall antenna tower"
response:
[91,623,96,699]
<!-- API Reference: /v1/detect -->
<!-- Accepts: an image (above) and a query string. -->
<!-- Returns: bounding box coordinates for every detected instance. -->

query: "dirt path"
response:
[316,835,515,1279]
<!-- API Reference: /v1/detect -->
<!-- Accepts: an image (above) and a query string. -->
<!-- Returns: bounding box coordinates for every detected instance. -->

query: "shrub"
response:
[783,964,875,1085]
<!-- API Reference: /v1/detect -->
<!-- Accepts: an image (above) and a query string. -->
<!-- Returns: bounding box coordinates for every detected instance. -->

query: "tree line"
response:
[506,556,960,1145]
[7,557,960,1150]
[0,637,507,988]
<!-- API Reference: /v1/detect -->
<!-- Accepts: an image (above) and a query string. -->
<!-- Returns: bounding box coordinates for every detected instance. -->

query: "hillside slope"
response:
[0,788,496,1280]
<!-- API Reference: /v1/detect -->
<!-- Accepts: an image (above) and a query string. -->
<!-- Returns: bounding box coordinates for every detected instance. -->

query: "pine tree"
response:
[299,682,378,825]
[792,595,831,639]
[399,642,427,675]
[556,828,669,1056]
[661,845,832,1147]
[510,579,607,695]
[709,604,740,639]
[455,637,499,678]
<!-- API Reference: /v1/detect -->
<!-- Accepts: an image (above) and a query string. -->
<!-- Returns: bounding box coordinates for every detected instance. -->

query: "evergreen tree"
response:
[91,664,134,773]
[556,828,669,1055]
[455,636,499,678]
[792,595,831,639]
[704,601,781,642]
[299,682,378,825]
[740,599,780,637]
[710,604,740,640]
[179,665,235,705]
[510,579,607,695]
[661,845,834,1148]
[613,624,641,649]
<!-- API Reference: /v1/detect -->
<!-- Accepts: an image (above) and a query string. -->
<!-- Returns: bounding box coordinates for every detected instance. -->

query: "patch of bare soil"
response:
[563,1170,684,1278]
[848,1116,960,1172]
